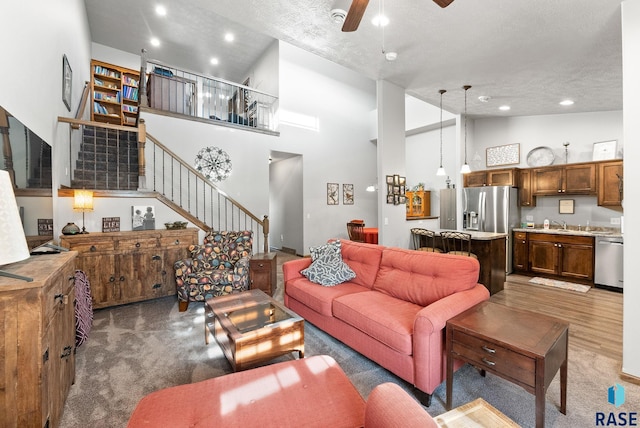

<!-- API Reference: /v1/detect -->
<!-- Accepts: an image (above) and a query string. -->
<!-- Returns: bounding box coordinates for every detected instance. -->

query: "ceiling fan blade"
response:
[433,0,454,7]
[342,0,369,32]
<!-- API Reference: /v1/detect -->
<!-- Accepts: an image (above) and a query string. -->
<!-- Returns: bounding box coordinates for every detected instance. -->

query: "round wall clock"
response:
[195,146,232,182]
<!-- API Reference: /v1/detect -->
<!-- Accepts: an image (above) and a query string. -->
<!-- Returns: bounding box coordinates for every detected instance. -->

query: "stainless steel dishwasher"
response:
[594,236,623,290]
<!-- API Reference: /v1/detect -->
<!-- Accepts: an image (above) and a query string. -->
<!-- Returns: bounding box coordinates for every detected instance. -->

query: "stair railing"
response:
[57,116,270,253]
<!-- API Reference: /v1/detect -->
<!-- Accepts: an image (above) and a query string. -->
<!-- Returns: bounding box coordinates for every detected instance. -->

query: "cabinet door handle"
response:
[174,240,180,245]
[54,294,64,304]
[152,283,162,289]
[109,276,116,282]
[558,244,562,248]
[60,346,73,359]
[120,276,125,281]
[481,345,496,354]
[258,263,264,268]
[90,245,97,252]
[152,255,161,260]
[135,242,141,248]
[482,358,496,367]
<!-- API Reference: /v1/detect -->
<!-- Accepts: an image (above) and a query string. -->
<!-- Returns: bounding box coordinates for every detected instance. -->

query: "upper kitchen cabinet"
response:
[518,168,536,207]
[463,168,518,187]
[597,160,623,207]
[532,163,596,196]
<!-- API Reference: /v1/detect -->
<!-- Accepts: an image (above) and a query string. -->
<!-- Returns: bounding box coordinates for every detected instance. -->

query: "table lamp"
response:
[0,170,32,281]
[73,189,94,234]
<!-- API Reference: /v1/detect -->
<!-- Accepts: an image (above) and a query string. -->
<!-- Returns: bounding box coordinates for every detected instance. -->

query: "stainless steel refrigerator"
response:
[463,186,519,273]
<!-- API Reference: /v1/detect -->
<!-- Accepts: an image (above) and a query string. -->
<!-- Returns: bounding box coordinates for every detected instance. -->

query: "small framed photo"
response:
[37,219,54,236]
[62,54,72,111]
[393,174,400,186]
[559,199,575,214]
[133,206,156,230]
[399,176,406,186]
[386,175,394,185]
[592,140,617,161]
[102,217,121,232]
[343,184,354,205]
[327,183,339,205]
[386,194,394,204]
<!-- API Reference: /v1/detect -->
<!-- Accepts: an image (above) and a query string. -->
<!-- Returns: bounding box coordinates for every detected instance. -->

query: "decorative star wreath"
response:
[195,146,232,182]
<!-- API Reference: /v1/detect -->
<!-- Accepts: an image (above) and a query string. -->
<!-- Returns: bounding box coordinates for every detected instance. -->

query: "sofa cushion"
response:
[301,241,356,286]
[286,277,369,316]
[340,240,385,289]
[373,248,480,307]
[333,291,421,355]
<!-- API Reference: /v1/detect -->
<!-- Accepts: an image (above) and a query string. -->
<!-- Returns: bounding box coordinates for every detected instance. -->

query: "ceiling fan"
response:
[341,0,455,32]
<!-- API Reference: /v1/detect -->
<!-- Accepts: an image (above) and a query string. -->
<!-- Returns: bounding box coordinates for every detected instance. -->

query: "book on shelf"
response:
[93,65,121,79]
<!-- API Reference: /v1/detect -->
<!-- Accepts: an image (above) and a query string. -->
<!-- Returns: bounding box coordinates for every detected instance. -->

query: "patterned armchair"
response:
[175,230,253,312]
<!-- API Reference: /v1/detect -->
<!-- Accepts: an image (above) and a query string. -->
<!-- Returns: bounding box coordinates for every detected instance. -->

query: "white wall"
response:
[621,0,640,379]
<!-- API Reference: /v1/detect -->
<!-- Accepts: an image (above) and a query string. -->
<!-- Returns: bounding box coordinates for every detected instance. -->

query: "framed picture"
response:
[386,194,394,204]
[592,140,617,161]
[132,206,156,230]
[37,219,53,236]
[327,183,339,205]
[393,174,400,186]
[399,176,406,186]
[62,54,72,111]
[559,199,575,214]
[102,217,121,232]
[386,175,394,185]
[343,184,354,205]
[486,143,520,167]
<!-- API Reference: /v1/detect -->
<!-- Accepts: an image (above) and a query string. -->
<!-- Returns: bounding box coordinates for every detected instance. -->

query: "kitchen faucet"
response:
[551,220,567,230]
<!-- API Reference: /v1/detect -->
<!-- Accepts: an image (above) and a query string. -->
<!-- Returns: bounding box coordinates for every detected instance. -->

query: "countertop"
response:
[513,227,623,238]
[433,229,508,241]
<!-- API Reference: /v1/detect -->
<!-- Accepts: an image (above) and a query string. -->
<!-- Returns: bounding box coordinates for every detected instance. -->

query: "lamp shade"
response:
[0,170,30,266]
[73,190,94,211]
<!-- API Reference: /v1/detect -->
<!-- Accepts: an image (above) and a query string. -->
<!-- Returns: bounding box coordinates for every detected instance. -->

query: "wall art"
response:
[343,184,354,205]
[327,183,339,205]
[486,143,520,167]
[132,206,155,230]
[62,54,72,111]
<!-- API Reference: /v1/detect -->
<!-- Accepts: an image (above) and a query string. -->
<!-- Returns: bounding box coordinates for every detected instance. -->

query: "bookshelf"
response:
[90,60,140,127]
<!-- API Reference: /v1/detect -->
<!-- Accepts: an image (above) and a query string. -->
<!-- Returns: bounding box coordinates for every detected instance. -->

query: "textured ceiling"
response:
[84,0,623,118]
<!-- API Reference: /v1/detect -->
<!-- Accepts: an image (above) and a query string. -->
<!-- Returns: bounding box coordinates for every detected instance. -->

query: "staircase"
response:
[71,125,139,190]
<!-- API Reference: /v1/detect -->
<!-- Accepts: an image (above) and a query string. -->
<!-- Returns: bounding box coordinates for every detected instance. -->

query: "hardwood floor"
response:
[492,274,623,361]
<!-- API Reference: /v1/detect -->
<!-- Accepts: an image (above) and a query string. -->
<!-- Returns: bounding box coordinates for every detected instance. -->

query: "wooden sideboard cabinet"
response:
[597,160,623,207]
[0,251,77,428]
[60,229,198,309]
[249,252,277,296]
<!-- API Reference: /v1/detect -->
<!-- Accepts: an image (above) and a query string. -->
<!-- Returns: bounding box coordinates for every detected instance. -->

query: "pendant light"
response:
[436,89,447,176]
[460,85,472,174]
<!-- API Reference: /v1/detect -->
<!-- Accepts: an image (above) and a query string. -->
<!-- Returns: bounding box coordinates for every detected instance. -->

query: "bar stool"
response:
[440,231,477,259]
[410,228,443,253]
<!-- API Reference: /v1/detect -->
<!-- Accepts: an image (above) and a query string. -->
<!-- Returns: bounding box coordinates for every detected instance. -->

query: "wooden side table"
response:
[249,252,277,296]
[446,301,568,428]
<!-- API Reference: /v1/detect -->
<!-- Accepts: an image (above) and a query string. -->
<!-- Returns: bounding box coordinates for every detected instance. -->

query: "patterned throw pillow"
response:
[301,240,356,286]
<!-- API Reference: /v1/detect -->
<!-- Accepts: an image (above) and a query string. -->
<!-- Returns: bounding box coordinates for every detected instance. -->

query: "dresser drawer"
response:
[67,240,115,253]
[451,330,536,387]
[118,238,159,251]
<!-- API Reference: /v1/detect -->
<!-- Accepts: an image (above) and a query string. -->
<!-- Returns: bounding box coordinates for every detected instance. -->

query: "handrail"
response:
[71,81,91,129]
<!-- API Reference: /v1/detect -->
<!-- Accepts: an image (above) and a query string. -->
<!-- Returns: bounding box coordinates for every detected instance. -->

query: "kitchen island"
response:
[431,229,507,295]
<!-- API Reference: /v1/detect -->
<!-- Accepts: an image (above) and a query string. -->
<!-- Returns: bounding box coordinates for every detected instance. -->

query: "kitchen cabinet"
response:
[439,188,457,230]
[528,232,594,281]
[463,168,517,187]
[60,229,198,308]
[518,169,536,207]
[0,252,77,428]
[406,190,431,218]
[597,160,623,207]
[532,163,596,195]
[513,231,529,272]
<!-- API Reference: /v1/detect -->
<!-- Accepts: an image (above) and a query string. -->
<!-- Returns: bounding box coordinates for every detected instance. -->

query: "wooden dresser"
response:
[0,251,77,428]
[60,228,198,309]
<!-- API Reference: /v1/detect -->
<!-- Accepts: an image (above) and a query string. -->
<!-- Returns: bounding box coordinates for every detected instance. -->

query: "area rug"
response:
[529,277,590,293]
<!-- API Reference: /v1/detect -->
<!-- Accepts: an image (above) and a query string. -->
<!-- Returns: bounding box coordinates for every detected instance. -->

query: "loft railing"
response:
[139,52,278,133]
[57,117,270,253]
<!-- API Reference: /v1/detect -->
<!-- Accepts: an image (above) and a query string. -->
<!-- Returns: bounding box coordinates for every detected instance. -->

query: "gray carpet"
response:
[60,295,639,428]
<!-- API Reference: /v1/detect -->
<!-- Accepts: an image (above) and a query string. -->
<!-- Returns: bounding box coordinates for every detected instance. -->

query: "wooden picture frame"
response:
[343,184,354,205]
[327,183,339,205]
[486,143,520,167]
[559,199,574,214]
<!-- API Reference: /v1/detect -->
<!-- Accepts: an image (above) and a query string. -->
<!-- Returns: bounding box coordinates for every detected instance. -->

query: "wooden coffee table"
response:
[446,301,568,428]
[205,289,304,371]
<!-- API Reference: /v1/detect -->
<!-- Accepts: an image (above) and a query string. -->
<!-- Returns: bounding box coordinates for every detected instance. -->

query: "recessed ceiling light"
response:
[499,105,511,111]
[155,5,167,16]
[385,51,397,61]
[150,38,160,47]
[210,57,219,65]
[224,33,234,42]
[559,99,575,106]
[372,14,389,27]
[478,95,491,103]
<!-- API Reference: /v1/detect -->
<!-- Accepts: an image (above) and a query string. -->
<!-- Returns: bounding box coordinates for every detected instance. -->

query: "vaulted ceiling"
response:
[85,0,622,118]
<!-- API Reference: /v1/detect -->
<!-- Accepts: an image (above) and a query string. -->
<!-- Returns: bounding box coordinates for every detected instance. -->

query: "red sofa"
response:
[127,355,437,428]
[283,239,490,405]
